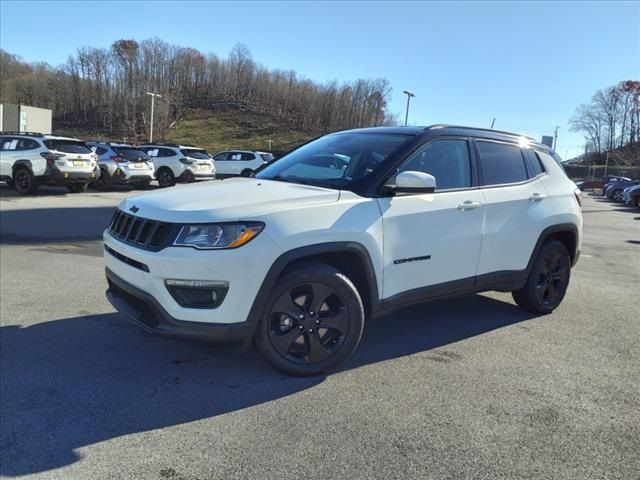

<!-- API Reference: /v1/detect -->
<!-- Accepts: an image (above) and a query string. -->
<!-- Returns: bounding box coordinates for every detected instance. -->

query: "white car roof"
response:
[43,135,82,142]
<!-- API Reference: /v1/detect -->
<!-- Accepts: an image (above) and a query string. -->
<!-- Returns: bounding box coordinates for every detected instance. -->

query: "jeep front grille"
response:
[107,209,177,251]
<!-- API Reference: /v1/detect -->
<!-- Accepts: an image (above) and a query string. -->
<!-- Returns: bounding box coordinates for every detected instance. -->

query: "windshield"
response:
[256,132,411,188]
[44,139,92,154]
[181,149,211,160]
[113,147,150,161]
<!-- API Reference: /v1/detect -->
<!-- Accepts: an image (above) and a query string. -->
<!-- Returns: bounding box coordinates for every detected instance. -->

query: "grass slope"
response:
[166,109,317,153]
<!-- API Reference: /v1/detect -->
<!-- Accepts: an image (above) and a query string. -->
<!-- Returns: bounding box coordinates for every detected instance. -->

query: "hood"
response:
[119,177,340,222]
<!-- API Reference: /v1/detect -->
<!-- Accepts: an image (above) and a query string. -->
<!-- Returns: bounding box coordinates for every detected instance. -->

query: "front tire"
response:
[612,189,624,202]
[512,240,571,314]
[13,167,38,195]
[254,262,365,376]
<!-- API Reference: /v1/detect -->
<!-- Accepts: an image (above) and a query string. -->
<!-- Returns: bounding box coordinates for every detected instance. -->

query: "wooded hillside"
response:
[0,39,396,143]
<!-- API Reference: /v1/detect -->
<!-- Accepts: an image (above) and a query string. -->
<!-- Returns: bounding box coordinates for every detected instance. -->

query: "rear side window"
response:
[44,139,91,154]
[477,141,528,186]
[241,152,256,161]
[15,138,41,151]
[528,152,546,177]
[213,152,229,161]
[398,139,472,190]
[260,153,275,162]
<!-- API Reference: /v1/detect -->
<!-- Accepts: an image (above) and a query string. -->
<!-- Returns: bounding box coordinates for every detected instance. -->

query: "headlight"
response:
[173,222,264,249]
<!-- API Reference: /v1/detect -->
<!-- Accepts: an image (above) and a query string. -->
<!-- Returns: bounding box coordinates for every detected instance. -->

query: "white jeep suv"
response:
[139,143,215,187]
[104,126,582,375]
[0,132,99,194]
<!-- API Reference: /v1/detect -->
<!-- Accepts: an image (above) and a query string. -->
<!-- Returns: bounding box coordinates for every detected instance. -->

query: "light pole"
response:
[145,91,162,143]
[403,90,415,127]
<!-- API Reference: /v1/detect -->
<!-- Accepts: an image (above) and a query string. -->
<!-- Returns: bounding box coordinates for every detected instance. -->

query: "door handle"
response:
[529,192,546,202]
[457,200,482,211]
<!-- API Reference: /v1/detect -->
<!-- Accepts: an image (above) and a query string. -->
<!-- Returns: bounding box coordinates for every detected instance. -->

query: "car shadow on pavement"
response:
[0,294,536,476]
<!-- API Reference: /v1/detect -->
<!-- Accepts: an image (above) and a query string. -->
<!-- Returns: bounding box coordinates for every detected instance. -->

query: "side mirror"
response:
[394,171,436,194]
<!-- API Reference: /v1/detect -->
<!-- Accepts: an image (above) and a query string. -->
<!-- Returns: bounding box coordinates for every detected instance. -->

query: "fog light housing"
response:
[165,279,228,309]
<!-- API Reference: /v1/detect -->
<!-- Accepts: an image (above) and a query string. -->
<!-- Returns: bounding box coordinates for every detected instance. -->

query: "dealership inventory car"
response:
[212,150,275,178]
[605,179,639,201]
[88,142,155,190]
[623,184,640,208]
[139,143,216,187]
[104,125,582,375]
[0,131,99,194]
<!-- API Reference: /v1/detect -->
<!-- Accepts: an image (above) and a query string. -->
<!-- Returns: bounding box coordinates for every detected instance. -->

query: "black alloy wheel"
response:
[269,282,349,364]
[157,169,175,188]
[13,168,37,195]
[512,240,571,314]
[255,262,364,376]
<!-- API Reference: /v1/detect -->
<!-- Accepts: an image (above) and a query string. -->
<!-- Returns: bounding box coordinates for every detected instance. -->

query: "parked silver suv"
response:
[0,132,99,194]
[88,142,155,190]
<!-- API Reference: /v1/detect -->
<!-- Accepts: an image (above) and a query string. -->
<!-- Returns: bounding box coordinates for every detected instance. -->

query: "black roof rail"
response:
[0,131,45,137]
[426,124,537,143]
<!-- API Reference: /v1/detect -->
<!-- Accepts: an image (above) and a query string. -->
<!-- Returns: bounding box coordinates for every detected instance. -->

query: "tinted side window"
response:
[16,139,40,151]
[241,152,256,161]
[213,152,228,161]
[528,152,546,177]
[1,137,19,151]
[477,141,528,186]
[397,139,472,190]
[96,147,108,155]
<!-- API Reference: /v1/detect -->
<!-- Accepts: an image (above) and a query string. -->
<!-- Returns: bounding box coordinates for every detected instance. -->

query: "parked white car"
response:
[212,150,275,178]
[139,143,216,188]
[0,131,99,194]
[105,125,582,376]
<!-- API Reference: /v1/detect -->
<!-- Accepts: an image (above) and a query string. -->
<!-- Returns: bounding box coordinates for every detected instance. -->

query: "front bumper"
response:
[106,268,253,345]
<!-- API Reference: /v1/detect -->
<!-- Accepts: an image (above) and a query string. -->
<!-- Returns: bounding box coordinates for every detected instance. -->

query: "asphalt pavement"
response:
[0,183,638,480]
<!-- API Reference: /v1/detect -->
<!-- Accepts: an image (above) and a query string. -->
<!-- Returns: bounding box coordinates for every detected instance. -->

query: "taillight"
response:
[40,151,57,165]
[110,155,125,163]
[179,158,192,165]
[574,188,582,207]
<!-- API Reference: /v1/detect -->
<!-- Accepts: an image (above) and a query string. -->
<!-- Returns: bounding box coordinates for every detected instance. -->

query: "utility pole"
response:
[145,92,162,143]
[604,151,609,178]
[553,126,559,150]
[403,90,415,127]
[268,139,273,152]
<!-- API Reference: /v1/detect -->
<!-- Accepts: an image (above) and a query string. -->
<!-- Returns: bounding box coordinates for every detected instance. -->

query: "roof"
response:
[43,135,82,142]
[330,125,541,146]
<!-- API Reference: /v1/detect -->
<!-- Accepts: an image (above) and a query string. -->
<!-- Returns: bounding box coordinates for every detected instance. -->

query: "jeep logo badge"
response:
[129,205,139,213]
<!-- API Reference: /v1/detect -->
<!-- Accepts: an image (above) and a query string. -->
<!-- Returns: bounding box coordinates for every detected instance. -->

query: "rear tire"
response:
[512,240,571,314]
[254,262,365,376]
[93,169,112,191]
[156,168,176,188]
[240,169,254,177]
[13,167,38,195]
[68,183,88,193]
[635,196,640,209]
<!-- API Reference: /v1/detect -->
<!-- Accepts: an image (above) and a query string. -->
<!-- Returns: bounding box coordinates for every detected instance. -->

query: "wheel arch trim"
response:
[245,241,379,335]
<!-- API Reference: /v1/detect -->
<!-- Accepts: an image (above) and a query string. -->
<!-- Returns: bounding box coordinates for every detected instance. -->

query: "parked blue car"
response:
[623,184,640,208]
[605,179,640,201]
